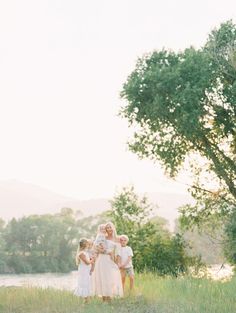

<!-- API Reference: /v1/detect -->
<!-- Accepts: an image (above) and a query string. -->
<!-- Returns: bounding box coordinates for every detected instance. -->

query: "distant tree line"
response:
[0,187,226,275]
[0,208,106,274]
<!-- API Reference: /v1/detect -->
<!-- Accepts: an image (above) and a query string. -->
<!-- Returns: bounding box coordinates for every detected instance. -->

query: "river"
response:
[0,264,234,291]
[0,271,78,291]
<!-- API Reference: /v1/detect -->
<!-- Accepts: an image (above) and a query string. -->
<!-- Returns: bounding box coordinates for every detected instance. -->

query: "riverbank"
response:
[0,264,233,291]
[0,273,235,313]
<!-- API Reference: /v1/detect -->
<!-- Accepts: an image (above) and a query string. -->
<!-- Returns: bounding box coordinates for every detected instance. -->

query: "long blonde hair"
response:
[75,238,88,266]
[105,222,118,241]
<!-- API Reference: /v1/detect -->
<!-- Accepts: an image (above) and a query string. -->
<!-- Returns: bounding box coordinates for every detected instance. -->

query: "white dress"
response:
[74,251,92,297]
[92,239,123,297]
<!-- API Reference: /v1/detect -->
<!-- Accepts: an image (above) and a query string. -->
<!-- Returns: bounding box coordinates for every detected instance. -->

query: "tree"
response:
[120,21,236,221]
[1,208,113,273]
[4,210,79,273]
[223,211,236,264]
[109,186,155,233]
[75,212,108,240]
[0,218,7,273]
[109,186,197,275]
[109,186,156,270]
[175,218,224,264]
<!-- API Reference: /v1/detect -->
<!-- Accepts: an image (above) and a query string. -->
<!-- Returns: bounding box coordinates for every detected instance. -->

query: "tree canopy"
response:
[120,21,236,221]
[109,186,199,275]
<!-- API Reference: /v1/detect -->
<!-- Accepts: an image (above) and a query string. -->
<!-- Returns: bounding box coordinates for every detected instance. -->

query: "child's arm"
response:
[96,243,106,254]
[90,260,95,274]
[116,255,122,267]
[115,242,122,265]
[106,249,115,261]
[79,252,93,265]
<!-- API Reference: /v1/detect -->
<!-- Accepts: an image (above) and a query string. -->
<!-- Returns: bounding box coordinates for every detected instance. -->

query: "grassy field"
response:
[0,273,235,313]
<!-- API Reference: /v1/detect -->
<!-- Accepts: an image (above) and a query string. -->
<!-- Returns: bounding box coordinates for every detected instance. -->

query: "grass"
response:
[0,273,236,313]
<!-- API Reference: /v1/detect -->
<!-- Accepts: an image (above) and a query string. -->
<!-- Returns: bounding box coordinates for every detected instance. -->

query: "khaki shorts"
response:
[121,267,134,277]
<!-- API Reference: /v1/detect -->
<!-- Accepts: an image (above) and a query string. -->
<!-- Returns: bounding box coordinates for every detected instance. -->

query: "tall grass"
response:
[0,273,235,313]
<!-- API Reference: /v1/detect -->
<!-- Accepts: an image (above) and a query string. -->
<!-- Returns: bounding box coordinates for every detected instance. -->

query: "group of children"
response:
[75,224,134,301]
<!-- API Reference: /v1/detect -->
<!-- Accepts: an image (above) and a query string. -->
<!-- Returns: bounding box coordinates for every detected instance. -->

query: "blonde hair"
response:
[97,223,106,234]
[87,239,94,248]
[120,234,129,242]
[105,222,118,240]
[79,238,88,250]
[75,238,88,266]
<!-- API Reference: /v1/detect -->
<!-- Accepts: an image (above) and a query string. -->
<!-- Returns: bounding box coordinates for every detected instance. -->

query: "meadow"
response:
[0,273,235,313]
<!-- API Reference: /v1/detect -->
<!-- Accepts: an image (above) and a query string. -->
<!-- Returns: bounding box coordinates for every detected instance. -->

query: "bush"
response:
[109,186,202,276]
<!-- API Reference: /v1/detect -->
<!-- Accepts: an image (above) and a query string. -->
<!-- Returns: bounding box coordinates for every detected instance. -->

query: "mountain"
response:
[0,180,109,220]
[147,192,194,229]
[0,180,194,229]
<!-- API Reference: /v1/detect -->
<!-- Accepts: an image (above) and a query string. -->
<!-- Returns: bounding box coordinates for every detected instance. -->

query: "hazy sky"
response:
[0,0,235,199]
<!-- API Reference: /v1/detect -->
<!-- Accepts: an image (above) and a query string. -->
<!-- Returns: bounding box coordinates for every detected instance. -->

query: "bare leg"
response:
[120,270,126,291]
[129,275,134,291]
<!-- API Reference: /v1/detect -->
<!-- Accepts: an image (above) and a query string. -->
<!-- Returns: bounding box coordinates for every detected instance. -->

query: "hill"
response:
[0,180,194,229]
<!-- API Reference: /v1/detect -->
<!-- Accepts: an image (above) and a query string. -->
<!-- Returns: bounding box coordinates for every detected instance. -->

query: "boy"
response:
[119,234,134,291]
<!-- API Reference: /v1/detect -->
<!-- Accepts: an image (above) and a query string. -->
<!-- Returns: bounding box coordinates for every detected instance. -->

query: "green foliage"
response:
[178,194,234,264]
[0,208,115,274]
[1,275,236,313]
[109,186,198,276]
[76,212,108,239]
[224,211,236,265]
[0,218,7,273]
[1,209,80,273]
[120,20,236,221]
[0,191,202,275]
[176,218,224,264]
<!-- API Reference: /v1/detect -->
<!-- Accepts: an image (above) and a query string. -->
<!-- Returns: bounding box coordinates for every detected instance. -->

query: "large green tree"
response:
[120,21,236,221]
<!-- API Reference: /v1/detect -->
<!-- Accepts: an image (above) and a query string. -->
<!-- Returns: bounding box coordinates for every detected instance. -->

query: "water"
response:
[0,271,78,291]
[0,265,234,290]
[207,264,234,281]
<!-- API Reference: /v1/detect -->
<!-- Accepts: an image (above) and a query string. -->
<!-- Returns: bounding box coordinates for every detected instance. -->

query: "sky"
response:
[0,0,235,200]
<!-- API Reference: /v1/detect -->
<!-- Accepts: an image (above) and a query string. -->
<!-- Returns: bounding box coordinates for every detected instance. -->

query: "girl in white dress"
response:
[74,238,94,302]
[92,222,123,301]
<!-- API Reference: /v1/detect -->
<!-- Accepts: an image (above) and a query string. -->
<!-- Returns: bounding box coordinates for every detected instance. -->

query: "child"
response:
[74,238,94,302]
[119,235,134,291]
[93,223,115,261]
[94,224,106,247]
[94,224,108,253]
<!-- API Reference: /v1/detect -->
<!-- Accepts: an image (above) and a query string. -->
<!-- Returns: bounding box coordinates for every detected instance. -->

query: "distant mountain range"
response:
[0,180,194,230]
